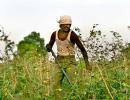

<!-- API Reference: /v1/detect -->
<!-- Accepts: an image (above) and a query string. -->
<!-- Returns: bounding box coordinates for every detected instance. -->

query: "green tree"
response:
[17,31,47,56]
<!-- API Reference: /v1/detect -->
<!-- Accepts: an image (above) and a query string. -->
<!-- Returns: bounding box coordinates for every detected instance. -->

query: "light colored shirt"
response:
[56,30,75,56]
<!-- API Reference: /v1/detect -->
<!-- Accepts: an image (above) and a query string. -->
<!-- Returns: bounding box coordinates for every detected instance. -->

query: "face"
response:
[60,24,71,32]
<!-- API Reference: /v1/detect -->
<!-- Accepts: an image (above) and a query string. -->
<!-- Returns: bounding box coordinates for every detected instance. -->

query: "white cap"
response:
[57,15,72,24]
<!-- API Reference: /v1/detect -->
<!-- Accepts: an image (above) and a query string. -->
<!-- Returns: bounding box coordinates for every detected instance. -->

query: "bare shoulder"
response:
[71,31,79,39]
[70,30,80,44]
[52,31,56,35]
[51,31,56,38]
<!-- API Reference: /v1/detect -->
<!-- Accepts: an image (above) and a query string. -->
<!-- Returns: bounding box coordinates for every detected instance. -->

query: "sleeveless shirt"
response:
[56,30,75,56]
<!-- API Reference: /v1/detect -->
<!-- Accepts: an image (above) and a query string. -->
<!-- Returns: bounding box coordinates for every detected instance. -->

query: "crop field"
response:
[0,53,130,100]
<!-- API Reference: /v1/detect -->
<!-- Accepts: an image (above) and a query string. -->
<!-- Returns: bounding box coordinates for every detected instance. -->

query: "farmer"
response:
[46,15,92,99]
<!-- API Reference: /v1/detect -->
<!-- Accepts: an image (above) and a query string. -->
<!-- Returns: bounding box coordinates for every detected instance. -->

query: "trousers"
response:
[53,55,78,100]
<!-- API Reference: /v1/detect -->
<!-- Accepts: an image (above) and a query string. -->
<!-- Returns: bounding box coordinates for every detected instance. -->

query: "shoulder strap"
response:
[55,30,59,40]
[67,30,72,40]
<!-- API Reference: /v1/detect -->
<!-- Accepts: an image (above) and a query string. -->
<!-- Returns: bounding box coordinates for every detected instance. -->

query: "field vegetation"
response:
[0,25,130,100]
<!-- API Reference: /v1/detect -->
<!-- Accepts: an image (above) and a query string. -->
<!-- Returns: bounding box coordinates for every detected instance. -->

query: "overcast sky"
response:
[0,0,130,46]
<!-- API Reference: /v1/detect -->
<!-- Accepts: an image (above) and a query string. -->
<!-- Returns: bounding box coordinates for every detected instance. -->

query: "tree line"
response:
[0,24,130,63]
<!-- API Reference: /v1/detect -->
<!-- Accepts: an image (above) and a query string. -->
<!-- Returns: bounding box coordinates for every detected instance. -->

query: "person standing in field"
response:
[46,15,92,99]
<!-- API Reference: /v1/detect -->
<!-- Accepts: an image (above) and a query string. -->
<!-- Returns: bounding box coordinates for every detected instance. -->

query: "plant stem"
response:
[96,64,114,100]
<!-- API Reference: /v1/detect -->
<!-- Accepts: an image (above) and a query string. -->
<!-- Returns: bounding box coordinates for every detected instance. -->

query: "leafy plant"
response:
[74,24,126,62]
[17,31,47,56]
[0,25,16,62]
[0,25,130,100]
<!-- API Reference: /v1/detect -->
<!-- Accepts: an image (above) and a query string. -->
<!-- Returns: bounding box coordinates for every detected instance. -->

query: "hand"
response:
[84,60,92,72]
[46,44,51,52]
[83,66,92,76]
[86,64,92,72]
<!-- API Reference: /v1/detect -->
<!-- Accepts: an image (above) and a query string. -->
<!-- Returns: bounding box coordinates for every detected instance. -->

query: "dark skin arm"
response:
[46,32,56,52]
[70,31,92,71]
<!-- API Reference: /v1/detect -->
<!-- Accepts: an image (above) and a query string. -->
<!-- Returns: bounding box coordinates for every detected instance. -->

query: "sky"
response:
[0,0,130,53]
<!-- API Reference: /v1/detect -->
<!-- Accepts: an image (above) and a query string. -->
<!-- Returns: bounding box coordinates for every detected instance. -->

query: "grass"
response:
[0,52,130,100]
